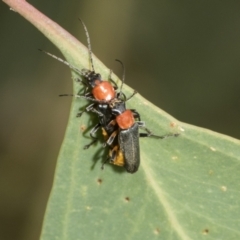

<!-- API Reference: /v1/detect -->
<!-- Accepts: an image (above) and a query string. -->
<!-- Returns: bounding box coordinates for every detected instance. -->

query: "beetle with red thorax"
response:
[99,101,179,173]
[39,18,121,109]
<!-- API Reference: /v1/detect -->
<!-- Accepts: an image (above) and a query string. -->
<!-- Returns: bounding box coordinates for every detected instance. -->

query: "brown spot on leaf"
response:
[97,178,103,185]
[154,228,160,235]
[80,125,86,131]
[202,229,209,235]
[170,122,177,127]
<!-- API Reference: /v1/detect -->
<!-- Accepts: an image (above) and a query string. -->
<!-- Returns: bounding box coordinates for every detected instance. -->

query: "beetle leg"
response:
[76,103,96,117]
[102,130,118,147]
[137,122,179,138]
[84,123,101,149]
[131,109,141,121]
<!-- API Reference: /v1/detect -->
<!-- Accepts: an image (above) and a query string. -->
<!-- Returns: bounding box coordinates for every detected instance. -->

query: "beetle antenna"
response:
[115,59,125,97]
[78,18,95,72]
[38,49,82,75]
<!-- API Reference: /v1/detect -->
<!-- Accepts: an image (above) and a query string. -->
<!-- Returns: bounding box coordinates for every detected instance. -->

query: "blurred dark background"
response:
[1,1,240,239]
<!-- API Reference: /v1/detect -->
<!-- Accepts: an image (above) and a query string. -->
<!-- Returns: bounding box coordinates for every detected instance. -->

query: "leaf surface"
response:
[41,91,240,240]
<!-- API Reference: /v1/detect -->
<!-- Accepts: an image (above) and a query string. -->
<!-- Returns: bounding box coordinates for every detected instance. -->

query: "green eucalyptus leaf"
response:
[41,90,240,239]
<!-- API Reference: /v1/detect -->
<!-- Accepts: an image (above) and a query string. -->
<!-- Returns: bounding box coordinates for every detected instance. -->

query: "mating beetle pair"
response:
[40,19,179,173]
